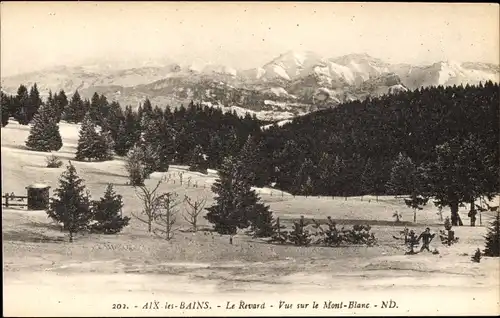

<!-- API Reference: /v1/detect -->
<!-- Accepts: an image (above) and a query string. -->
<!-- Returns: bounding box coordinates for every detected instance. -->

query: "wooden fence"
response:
[2,193,28,208]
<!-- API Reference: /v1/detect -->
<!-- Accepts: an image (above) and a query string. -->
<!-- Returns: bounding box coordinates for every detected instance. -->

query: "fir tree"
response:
[53,90,68,122]
[139,98,154,124]
[236,135,267,185]
[44,90,57,120]
[91,184,130,234]
[63,90,85,123]
[89,93,109,126]
[114,121,129,156]
[25,104,63,152]
[423,135,498,226]
[189,144,208,174]
[386,153,416,196]
[95,130,114,161]
[205,156,274,236]
[484,211,500,257]
[295,158,315,196]
[125,144,148,186]
[27,83,43,122]
[250,202,275,237]
[1,91,12,127]
[106,101,124,141]
[140,113,172,172]
[361,158,376,196]
[75,113,100,161]
[75,113,113,162]
[114,106,141,156]
[137,141,160,176]
[13,84,30,124]
[47,162,93,242]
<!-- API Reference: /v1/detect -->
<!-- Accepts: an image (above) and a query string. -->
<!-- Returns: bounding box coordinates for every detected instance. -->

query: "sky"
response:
[1,2,499,76]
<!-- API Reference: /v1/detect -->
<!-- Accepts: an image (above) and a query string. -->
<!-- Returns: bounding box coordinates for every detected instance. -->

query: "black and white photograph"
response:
[1,2,499,316]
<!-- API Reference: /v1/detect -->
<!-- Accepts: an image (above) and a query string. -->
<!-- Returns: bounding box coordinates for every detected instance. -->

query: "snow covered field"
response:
[2,120,499,316]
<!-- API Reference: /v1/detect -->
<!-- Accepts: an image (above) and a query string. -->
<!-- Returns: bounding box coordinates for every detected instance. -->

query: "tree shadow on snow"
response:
[23,221,62,232]
[2,229,66,243]
[2,144,29,151]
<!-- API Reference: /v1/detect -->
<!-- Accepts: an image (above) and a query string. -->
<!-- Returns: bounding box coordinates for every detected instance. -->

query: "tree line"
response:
[2,81,499,227]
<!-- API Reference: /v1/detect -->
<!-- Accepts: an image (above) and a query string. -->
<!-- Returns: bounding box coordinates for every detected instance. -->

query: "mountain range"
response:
[1,51,498,120]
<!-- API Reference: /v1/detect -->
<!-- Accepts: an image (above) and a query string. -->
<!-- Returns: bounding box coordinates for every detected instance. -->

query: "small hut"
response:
[25,183,51,210]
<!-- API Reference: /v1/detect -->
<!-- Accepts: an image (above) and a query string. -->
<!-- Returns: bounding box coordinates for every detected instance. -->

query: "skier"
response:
[468,208,477,227]
[417,227,436,252]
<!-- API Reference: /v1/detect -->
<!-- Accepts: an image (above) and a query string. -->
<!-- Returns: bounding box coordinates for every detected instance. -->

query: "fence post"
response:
[5,194,9,208]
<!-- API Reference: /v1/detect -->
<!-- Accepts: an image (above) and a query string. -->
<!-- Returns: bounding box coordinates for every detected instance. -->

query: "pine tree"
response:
[106,101,124,141]
[75,113,113,162]
[189,144,208,174]
[89,93,109,126]
[137,141,159,176]
[114,121,129,156]
[205,156,273,235]
[91,184,130,234]
[484,211,500,257]
[361,158,376,196]
[114,106,141,156]
[47,162,93,242]
[139,98,154,125]
[25,104,63,152]
[13,84,30,124]
[75,113,100,161]
[44,90,58,121]
[95,130,114,161]
[125,144,148,186]
[63,90,85,123]
[295,158,315,195]
[53,90,68,122]
[250,202,275,237]
[386,153,416,196]
[1,91,11,127]
[236,135,265,185]
[27,83,43,122]
[423,135,498,226]
[140,114,173,172]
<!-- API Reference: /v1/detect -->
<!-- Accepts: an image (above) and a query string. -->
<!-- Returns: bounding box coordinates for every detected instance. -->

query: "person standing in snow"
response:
[417,227,436,252]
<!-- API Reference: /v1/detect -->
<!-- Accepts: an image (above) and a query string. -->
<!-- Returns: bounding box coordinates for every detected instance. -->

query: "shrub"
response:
[288,216,312,246]
[46,155,63,168]
[471,248,482,263]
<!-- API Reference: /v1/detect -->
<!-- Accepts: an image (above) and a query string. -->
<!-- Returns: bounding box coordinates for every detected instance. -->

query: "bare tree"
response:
[131,177,166,232]
[154,192,181,240]
[182,195,207,232]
